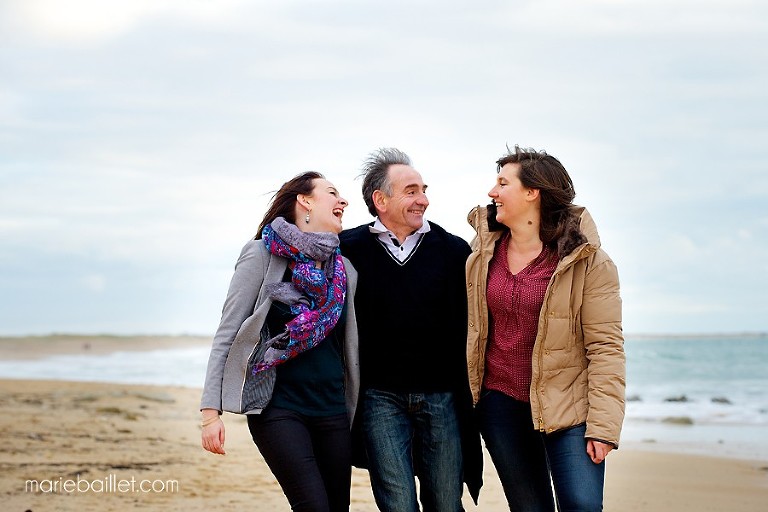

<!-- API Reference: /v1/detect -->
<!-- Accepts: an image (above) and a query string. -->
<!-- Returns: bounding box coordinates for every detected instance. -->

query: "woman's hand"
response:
[586,439,613,464]
[201,409,226,455]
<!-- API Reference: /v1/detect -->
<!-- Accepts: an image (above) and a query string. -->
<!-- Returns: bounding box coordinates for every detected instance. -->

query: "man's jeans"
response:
[363,389,465,512]
[478,389,605,512]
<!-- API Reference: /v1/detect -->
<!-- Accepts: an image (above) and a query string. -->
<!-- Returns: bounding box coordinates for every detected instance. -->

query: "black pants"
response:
[247,407,351,512]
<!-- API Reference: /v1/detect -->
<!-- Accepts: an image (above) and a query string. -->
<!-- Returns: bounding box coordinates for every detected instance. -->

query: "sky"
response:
[1,0,766,336]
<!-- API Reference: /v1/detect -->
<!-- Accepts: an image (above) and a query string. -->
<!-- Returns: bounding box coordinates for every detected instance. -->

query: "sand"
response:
[1,336,767,511]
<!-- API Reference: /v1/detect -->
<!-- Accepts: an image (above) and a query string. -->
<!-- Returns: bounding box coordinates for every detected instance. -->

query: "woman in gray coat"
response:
[200,171,360,512]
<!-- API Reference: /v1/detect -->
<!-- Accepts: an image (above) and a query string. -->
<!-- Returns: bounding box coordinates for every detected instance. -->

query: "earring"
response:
[305,211,311,224]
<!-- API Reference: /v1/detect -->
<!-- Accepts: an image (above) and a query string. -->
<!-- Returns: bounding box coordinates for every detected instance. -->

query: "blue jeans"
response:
[363,389,465,512]
[478,390,605,512]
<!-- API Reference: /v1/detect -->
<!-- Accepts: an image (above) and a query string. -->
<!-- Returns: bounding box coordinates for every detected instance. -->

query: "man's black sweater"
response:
[340,222,471,393]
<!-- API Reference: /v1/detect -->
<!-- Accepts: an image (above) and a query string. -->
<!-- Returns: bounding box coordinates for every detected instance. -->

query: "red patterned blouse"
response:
[484,232,558,402]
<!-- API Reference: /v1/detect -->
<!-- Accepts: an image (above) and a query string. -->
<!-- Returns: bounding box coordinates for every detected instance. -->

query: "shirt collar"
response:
[369,217,431,236]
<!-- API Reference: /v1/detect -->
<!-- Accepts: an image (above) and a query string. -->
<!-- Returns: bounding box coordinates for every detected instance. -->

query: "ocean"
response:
[621,334,768,460]
[1,334,766,460]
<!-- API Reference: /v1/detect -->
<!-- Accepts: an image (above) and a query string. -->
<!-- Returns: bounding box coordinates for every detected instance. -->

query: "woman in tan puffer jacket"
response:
[465,146,625,512]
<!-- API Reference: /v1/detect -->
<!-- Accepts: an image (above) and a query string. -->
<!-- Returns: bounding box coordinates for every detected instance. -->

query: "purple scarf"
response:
[253,217,346,373]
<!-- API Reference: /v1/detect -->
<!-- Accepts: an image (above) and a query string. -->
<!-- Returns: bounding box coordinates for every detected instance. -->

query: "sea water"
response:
[0,345,211,388]
[1,334,766,459]
[622,334,768,460]
[625,334,768,426]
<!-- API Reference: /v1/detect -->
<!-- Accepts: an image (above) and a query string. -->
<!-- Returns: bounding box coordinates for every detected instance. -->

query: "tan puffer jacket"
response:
[466,205,625,447]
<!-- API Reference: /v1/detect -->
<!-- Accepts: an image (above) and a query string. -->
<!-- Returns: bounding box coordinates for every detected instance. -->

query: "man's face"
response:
[376,164,429,238]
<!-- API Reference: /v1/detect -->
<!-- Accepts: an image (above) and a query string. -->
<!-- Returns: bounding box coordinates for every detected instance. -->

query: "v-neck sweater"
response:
[340,222,471,392]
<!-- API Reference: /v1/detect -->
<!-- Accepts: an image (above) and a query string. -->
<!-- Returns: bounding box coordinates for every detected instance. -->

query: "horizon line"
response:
[0,331,767,340]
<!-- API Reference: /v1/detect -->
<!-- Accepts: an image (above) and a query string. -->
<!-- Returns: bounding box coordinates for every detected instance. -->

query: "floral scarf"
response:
[253,217,346,373]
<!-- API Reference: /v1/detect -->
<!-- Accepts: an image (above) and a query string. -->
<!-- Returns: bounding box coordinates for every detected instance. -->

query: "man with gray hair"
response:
[340,148,482,511]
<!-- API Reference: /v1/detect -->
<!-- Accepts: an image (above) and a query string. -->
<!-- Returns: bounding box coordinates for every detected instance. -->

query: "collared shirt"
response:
[369,217,431,263]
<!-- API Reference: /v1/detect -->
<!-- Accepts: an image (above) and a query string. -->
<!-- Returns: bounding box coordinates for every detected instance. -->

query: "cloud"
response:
[82,274,106,292]
[0,0,253,44]
[0,0,766,334]
[498,0,768,36]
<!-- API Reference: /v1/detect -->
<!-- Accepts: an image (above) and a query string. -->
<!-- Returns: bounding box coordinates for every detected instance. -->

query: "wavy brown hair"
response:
[255,171,324,239]
[489,146,587,258]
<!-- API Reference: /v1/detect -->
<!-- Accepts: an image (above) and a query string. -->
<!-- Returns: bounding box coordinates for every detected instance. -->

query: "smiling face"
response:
[298,178,348,234]
[374,164,429,240]
[488,162,538,227]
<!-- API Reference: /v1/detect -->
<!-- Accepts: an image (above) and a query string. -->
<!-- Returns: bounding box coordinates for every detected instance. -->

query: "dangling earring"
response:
[305,210,311,224]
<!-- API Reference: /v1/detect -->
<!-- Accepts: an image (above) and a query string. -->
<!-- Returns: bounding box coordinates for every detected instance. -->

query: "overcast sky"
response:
[1,0,766,336]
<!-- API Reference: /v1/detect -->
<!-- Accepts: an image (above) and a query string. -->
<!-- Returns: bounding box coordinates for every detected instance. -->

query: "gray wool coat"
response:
[200,239,360,422]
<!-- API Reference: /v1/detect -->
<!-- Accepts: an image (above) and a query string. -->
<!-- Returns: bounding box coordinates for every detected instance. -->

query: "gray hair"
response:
[359,147,412,217]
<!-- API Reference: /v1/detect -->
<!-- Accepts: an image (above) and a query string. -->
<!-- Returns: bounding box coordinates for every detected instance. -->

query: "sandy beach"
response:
[1,336,767,511]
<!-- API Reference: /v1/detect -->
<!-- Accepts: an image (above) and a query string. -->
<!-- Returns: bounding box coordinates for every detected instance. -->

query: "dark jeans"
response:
[247,406,351,512]
[363,389,464,512]
[477,390,605,512]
